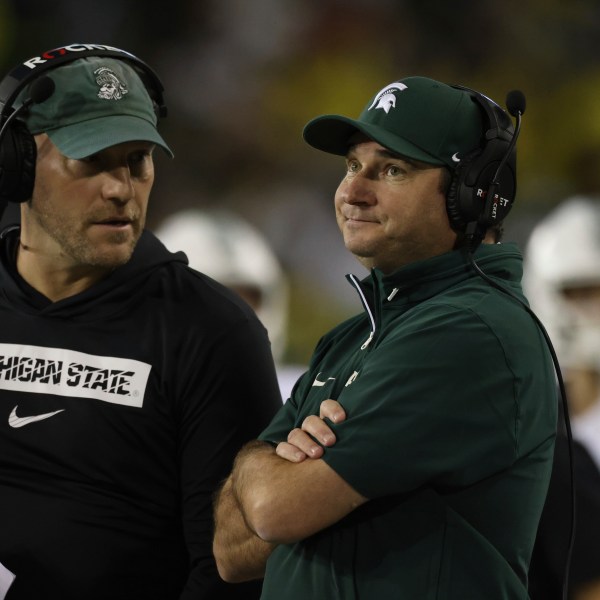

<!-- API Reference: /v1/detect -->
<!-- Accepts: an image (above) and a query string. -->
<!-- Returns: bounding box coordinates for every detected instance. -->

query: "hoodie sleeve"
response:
[172,302,282,599]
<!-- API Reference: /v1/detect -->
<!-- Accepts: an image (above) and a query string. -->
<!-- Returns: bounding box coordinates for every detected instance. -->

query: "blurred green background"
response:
[2,0,600,365]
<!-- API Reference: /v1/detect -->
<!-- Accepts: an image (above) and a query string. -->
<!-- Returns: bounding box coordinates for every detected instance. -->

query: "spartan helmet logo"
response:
[94,67,129,100]
[368,82,408,114]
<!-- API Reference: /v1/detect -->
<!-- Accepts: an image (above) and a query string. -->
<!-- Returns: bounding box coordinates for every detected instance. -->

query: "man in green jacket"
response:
[213,77,557,599]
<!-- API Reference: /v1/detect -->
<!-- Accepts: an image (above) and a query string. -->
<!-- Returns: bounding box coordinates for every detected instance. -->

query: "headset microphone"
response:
[0,76,55,148]
[506,90,526,118]
[478,89,526,232]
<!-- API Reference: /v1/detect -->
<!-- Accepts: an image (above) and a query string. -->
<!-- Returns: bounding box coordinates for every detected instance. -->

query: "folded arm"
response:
[213,400,362,581]
[212,475,275,583]
[232,420,366,545]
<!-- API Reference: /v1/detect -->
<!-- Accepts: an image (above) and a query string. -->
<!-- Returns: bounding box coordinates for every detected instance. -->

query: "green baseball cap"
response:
[303,76,483,169]
[18,56,173,159]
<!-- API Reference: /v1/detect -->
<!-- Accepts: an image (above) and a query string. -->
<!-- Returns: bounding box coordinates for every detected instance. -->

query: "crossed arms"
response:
[212,400,366,582]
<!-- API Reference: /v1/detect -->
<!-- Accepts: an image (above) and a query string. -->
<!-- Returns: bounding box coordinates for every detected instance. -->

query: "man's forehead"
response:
[346,134,395,156]
[79,140,156,159]
[346,135,441,170]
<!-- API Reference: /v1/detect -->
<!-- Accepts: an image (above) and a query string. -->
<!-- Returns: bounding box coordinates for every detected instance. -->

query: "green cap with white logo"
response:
[19,56,173,159]
[303,76,483,168]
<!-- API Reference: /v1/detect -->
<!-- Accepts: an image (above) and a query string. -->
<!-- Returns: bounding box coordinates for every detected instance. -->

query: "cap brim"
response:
[303,115,445,166]
[46,114,174,159]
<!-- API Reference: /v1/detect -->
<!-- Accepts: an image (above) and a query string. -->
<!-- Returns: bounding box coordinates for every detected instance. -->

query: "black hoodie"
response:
[0,228,282,600]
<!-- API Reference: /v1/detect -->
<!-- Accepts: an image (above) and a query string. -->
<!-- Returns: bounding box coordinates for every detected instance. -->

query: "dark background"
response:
[3,0,600,363]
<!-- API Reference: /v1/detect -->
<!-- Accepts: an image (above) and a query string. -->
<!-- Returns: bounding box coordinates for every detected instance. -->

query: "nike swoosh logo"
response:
[8,405,65,428]
[312,374,336,387]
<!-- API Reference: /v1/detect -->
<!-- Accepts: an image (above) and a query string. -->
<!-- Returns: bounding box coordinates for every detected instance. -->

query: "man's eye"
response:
[128,151,154,170]
[346,160,360,173]
[385,165,403,176]
[129,153,147,165]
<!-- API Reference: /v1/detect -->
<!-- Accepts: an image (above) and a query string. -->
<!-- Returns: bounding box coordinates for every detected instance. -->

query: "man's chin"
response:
[86,242,137,270]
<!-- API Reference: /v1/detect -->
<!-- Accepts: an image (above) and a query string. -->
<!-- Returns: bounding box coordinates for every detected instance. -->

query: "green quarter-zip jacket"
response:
[259,242,557,600]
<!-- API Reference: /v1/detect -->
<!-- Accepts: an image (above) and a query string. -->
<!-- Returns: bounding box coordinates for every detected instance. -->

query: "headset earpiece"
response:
[446,150,477,231]
[0,44,168,204]
[0,118,37,204]
[445,87,517,238]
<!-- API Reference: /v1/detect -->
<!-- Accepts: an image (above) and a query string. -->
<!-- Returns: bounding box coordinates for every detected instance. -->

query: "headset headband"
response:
[0,44,167,119]
[451,84,514,144]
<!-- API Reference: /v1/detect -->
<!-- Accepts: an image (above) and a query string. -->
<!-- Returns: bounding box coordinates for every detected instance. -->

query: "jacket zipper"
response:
[347,274,376,350]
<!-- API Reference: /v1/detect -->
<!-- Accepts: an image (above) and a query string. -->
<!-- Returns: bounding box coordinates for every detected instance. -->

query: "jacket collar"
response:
[349,243,524,308]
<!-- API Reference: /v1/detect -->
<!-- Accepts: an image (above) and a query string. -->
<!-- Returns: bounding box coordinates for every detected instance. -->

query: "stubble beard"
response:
[33,206,142,270]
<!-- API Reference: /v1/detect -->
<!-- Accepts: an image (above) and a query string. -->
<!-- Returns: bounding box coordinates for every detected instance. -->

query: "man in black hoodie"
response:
[0,44,282,600]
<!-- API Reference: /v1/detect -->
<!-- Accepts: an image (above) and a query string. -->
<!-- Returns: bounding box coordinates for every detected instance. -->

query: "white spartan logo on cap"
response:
[94,67,129,100]
[368,82,408,114]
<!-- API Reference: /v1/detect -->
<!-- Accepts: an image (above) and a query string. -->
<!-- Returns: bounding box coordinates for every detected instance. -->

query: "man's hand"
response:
[276,399,347,463]
[231,410,367,544]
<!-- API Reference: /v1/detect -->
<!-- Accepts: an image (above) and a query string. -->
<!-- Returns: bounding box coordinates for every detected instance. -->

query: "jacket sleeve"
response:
[321,303,555,499]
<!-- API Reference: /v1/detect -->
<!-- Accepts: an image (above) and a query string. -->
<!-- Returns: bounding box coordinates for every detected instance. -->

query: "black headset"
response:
[0,43,168,205]
[445,85,518,241]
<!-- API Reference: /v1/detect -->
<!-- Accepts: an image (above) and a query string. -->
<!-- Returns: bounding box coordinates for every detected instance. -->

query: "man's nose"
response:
[101,166,134,203]
[338,173,376,205]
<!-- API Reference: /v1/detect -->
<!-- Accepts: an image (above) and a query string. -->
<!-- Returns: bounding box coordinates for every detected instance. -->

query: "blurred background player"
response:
[155,208,305,401]
[524,197,600,600]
